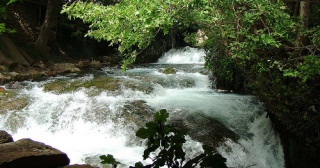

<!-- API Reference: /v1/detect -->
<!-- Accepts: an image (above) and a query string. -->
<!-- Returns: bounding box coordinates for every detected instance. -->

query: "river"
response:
[0,47,284,168]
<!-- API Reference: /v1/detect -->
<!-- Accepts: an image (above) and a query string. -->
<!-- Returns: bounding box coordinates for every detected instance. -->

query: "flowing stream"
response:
[0,46,284,168]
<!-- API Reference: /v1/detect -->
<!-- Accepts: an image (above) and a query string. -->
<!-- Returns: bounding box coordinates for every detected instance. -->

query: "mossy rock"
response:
[169,112,239,148]
[43,77,121,94]
[43,77,154,94]
[162,67,176,74]
[0,91,30,115]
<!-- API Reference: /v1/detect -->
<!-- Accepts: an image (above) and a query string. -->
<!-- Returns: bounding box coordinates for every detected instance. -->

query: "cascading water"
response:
[0,47,284,168]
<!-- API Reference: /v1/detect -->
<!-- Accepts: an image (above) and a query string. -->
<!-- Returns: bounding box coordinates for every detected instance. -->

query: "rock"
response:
[77,60,90,68]
[5,81,24,90]
[84,155,113,168]
[89,60,102,69]
[162,67,176,74]
[0,138,70,168]
[0,130,13,144]
[32,60,45,68]
[46,71,57,77]
[0,73,11,84]
[169,112,239,149]
[0,65,7,72]
[53,63,77,73]
[8,72,21,79]
[9,62,22,73]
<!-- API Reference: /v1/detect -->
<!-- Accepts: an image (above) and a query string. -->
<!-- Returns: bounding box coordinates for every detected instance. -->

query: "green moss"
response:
[43,77,154,94]
[162,67,176,74]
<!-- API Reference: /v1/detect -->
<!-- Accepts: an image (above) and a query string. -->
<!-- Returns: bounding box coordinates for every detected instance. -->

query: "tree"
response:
[35,0,61,56]
[62,0,194,70]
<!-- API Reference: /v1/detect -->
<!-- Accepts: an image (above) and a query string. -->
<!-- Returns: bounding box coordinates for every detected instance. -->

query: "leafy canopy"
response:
[62,0,196,70]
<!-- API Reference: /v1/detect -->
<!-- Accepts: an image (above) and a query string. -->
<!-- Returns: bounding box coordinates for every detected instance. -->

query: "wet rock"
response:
[32,60,45,68]
[89,60,102,69]
[169,112,239,149]
[77,60,90,68]
[0,90,30,121]
[0,138,70,168]
[84,155,113,168]
[0,73,11,84]
[121,100,155,127]
[162,67,176,74]
[5,81,24,89]
[46,71,57,77]
[53,63,78,73]
[0,65,7,72]
[8,72,20,78]
[0,130,13,144]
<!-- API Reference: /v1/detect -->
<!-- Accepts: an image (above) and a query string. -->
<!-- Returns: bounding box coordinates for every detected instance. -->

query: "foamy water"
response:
[0,47,284,167]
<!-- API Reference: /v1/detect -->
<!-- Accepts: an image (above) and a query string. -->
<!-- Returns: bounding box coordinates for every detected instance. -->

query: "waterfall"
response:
[0,47,284,168]
[157,46,206,64]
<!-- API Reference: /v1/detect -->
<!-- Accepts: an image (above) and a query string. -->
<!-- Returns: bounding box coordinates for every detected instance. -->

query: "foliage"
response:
[0,0,21,34]
[199,0,320,147]
[100,154,121,168]
[100,109,227,168]
[62,0,320,147]
[62,0,193,71]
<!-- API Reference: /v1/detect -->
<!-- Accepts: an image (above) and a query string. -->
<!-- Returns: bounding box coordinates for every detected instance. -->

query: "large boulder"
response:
[0,138,70,168]
[0,130,13,144]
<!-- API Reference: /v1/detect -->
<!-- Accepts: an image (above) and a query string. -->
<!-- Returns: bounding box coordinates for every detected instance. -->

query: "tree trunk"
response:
[35,0,60,57]
[299,0,310,29]
[296,0,310,47]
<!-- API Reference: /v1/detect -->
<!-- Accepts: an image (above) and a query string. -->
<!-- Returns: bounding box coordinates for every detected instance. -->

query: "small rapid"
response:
[0,47,284,167]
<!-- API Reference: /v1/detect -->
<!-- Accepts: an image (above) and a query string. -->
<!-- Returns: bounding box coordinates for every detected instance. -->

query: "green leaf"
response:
[100,154,121,167]
[155,109,169,123]
[136,127,155,139]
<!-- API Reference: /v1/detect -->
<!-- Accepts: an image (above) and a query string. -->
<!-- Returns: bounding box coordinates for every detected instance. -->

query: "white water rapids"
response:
[0,47,284,168]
